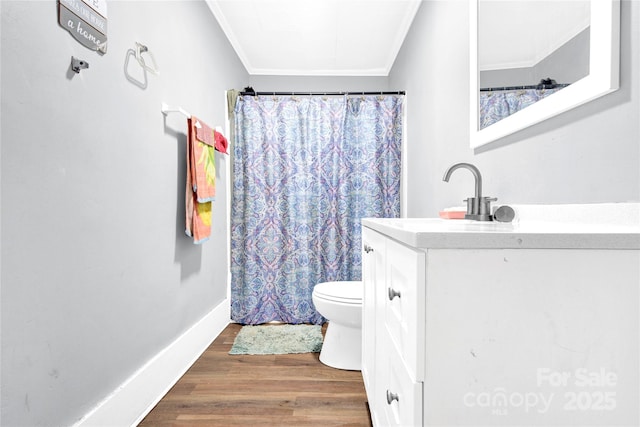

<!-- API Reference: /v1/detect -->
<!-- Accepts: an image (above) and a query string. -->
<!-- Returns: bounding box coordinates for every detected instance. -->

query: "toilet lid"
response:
[313,281,362,303]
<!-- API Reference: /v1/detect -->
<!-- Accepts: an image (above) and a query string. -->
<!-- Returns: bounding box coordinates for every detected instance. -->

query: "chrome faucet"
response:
[443,162,496,221]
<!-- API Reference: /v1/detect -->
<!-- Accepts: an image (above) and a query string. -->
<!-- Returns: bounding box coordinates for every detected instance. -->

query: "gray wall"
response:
[2,0,639,425]
[0,2,247,426]
[481,27,590,88]
[247,75,390,93]
[391,0,639,218]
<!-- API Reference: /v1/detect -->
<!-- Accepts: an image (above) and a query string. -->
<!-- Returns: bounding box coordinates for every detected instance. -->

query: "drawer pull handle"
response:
[388,287,401,300]
[386,390,400,404]
[363,244,374,253]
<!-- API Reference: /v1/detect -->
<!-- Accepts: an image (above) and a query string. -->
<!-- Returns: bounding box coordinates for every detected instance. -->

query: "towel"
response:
[196,120,215,147]
[185,117,214,244]
[190,117,216,203]
[214,130,228,154]
[193,196,212,243]
[185,190,211,244]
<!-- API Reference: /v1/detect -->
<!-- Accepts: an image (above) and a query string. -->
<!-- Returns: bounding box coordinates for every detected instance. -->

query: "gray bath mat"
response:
[229,324,323,355]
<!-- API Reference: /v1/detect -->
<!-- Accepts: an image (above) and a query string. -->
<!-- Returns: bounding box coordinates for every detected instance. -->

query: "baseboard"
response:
[73,300,230,427]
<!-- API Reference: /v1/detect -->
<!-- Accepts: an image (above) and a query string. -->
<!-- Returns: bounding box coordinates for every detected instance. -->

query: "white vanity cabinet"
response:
[361,209,640,427]
[362,227,425,426]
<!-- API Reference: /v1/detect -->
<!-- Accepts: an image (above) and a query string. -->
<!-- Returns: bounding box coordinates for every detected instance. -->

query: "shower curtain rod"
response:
[238,90,405,96]
[480,83,569,92]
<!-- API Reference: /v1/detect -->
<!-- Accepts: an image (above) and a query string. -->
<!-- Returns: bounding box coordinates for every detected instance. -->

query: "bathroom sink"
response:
[392,218,514,232]
[362,203,640,250]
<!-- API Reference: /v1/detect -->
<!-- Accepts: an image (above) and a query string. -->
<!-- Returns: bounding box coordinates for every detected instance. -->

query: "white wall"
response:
[0,1,247,426]
[391,0,640,217]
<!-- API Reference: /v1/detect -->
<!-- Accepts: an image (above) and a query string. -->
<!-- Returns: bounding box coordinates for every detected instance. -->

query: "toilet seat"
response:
[313,281,362,304]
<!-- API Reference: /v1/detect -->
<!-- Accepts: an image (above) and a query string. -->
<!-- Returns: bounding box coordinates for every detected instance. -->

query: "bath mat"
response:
[229,324,323,355]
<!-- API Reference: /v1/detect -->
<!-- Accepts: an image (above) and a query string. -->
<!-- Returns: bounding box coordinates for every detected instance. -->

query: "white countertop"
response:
[362,203,640,249]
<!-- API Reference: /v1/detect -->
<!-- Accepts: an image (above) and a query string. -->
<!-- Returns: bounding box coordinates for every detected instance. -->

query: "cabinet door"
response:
[361,227,386,424]
[384,237,426,380]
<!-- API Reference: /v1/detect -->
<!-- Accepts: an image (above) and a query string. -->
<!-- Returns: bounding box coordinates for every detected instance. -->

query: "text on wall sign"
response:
[58,0,108,54]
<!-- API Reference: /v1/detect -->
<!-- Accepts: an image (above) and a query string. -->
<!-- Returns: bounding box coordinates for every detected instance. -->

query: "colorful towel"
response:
[185,117,214,244]
[185,190,211,244]
[190,117,216,203]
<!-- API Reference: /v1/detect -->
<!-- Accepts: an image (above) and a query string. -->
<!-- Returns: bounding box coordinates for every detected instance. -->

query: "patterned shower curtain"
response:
[231,94,403,325]
[479,87,564,129]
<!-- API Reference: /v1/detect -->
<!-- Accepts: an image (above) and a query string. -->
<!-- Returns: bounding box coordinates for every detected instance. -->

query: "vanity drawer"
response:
[380,335,423,427]
[384,237,426,380]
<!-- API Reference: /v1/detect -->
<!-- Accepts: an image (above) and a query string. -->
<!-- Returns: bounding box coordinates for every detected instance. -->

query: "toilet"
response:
[312,280,363,370]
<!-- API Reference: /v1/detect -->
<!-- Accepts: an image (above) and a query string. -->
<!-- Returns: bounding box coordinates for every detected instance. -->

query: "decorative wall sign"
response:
[58,0,108,54]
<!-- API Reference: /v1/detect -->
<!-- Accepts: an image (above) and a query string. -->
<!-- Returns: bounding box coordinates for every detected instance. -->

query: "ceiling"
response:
[479,0,590,70]
[205,0,422,76]
[205,0,589,76]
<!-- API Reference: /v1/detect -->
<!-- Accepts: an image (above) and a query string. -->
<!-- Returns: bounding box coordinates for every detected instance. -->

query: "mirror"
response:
[479,1,591,129]
[470,0,620,148]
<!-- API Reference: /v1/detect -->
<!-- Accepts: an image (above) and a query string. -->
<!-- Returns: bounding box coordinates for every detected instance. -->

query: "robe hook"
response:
[70,56,89,74]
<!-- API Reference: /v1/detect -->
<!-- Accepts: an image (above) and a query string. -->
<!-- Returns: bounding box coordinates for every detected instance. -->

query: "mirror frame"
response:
[470,0,620,149]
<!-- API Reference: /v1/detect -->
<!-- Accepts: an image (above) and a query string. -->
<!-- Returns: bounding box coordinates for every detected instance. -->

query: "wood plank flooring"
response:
[139,323,372,426]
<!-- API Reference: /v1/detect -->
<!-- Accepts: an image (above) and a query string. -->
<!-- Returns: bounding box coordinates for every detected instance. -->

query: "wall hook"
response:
[71,56,89,74]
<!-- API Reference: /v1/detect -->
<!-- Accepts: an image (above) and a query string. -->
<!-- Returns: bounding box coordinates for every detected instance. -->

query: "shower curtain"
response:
[231,94,403,324]
[479,87,564,129]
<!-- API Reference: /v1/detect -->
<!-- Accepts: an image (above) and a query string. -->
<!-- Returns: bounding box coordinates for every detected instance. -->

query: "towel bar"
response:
[161,102,191,118]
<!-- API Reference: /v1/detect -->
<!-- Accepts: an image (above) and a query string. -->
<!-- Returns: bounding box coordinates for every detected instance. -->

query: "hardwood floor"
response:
[139,323,372,426]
